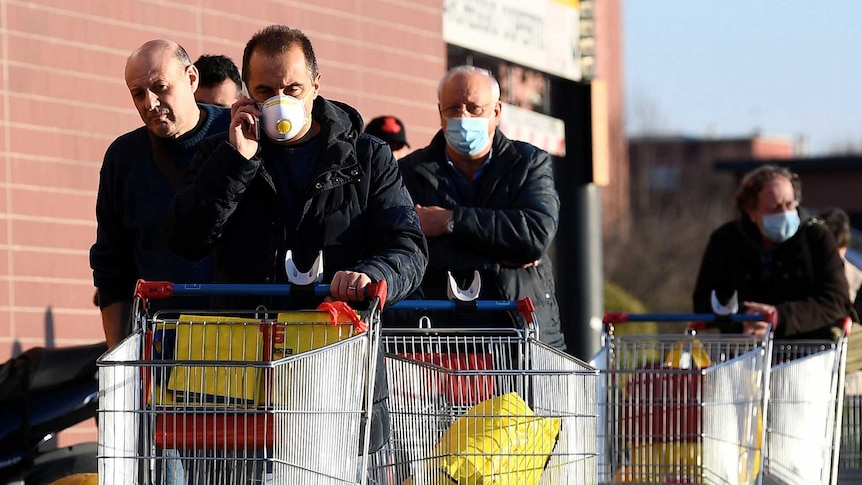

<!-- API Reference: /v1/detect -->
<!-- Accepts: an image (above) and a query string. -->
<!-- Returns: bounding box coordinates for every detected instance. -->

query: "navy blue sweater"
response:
[90,104,231,308]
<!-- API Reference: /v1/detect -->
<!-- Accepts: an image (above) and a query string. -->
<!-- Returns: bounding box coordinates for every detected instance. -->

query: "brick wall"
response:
[0,0,444,446]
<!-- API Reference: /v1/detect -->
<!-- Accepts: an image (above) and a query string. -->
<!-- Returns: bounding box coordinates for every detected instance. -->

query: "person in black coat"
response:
[90,39,231,348]
[693,164,851,339]
[163,25,427,454]
[397,66,565,351]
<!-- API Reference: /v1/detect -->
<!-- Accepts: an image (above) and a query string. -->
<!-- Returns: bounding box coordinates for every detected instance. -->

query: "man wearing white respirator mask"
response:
[163,25,427,454]
[693,164,851,339]
[397,66,566,351]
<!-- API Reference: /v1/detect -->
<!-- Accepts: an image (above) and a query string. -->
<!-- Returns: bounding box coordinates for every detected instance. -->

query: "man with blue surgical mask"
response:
[397,66,566,351]
[693,164,851,339]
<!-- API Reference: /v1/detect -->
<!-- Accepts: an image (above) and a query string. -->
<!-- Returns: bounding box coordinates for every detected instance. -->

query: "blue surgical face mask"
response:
[444,117,490,157]
[761,210,801,243]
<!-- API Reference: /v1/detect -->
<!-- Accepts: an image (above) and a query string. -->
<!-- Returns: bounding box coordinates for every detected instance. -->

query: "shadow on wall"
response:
[44,307,55,349]
[7,306,55,356]
[11,339,21,358]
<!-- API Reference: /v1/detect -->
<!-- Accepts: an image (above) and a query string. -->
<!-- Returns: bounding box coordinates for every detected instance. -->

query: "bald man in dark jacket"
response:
[398,66,565,351]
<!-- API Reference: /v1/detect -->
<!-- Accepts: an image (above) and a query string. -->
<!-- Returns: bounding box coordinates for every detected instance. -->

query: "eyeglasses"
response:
[441,102,491,118]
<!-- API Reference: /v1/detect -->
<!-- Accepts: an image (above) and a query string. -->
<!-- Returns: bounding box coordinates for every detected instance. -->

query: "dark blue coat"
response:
[90,103,231,309]
[163,97,426,307]
[398,130,566,351]
[693,216,851,338]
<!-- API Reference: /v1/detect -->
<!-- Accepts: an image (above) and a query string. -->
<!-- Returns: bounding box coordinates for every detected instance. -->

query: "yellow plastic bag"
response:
[166,315,264,406]
[48,474,98,485]
[162,308,361,407]
[664,338,712,369]
[619,442,701,483]
[271,309,359,359]
[430,392,560,485]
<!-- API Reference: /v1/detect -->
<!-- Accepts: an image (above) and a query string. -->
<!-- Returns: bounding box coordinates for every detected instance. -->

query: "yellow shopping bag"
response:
[166,315,264,406]
[270,307,361,359]
[430,392,560,485]
[664,338,712,370]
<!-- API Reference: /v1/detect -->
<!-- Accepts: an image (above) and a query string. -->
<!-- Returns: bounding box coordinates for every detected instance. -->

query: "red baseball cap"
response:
[365,116,409,148]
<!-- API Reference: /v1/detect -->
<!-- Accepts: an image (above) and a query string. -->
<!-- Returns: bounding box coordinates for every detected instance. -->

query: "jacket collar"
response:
[309,96,362,173]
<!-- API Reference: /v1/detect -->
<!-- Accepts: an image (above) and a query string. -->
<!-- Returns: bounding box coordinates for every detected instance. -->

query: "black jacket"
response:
[693,215,851,339]
[90,103,231,310]
[163,96,427,452]
[398,130,566,350]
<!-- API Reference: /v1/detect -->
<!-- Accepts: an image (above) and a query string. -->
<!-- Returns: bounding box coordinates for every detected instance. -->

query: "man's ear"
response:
[491,100,503,129]
[187,64,200,92]
[311,73,321,99]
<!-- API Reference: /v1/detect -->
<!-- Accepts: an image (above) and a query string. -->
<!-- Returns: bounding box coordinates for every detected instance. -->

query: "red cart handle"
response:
[135,280,174,300]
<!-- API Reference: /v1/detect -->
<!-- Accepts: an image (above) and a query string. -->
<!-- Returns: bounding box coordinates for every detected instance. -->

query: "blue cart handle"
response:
[389,300,516,311]
[602,311,765,324]
[388,298,537,326]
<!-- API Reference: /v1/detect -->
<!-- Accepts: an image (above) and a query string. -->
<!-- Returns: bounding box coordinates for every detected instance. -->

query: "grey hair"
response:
[174,44,192,67]
[437,65,501,102]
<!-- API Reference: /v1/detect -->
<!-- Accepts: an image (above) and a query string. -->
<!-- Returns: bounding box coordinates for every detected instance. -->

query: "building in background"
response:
[442,0,627,358]
[594,0,629,244]
[0,0,625,443]
[0,0,444,361]
[0,0,445,446]
[629,135,795,220]
[715,156,862,228]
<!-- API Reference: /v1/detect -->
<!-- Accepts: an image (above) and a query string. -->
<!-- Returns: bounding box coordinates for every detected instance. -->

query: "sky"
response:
[623,1,862,155]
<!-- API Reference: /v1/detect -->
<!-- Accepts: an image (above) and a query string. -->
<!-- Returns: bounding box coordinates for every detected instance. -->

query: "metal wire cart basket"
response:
[368,298,599,485]
[764,324,849,485]
[97,280,386,485]
[596,312,773,485]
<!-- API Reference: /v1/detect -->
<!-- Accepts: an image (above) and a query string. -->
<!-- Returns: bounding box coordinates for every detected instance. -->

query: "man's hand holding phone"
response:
[229,93,261,160]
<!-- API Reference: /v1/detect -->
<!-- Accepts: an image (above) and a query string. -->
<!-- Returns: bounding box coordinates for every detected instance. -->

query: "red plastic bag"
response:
[399,352,496,406]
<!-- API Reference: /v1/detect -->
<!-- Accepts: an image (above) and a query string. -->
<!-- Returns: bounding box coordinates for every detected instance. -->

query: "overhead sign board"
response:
[444,0,581,81]
[500,102,566,157]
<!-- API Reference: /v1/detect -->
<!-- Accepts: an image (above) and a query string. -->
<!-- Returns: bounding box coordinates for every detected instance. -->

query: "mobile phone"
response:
[241,82,260,140]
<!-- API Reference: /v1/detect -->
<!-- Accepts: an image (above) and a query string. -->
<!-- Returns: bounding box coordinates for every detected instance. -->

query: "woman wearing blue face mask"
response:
[692,164,851,340]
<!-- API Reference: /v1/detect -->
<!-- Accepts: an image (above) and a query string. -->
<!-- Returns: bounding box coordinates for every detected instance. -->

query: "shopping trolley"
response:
[97,279,386,485]
[763,320,850,485]
[367,298,599,485]
[839,389,862,484]
[597,312,773,485]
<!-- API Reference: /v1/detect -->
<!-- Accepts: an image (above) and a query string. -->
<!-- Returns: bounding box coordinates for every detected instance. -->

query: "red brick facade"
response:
[1,0,625,447]
[0,0,445,445]
[0,0,445,358]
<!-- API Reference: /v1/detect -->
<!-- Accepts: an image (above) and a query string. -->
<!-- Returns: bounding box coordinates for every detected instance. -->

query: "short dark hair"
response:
[733,164,802,216]
[242,25,318,86]
[194,54,241,90]
[821,207,852,249]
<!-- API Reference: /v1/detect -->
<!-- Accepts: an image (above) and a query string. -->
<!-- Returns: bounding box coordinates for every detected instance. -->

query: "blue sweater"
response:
[90,103,231,308]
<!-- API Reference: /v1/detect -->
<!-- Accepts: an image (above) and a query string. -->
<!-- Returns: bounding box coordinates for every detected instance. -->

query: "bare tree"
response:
[626,87,670,136]
[605,192,733,313]
[609,90,737,314]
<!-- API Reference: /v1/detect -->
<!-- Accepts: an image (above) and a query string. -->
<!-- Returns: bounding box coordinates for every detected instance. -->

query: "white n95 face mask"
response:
[258,94,309,142]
